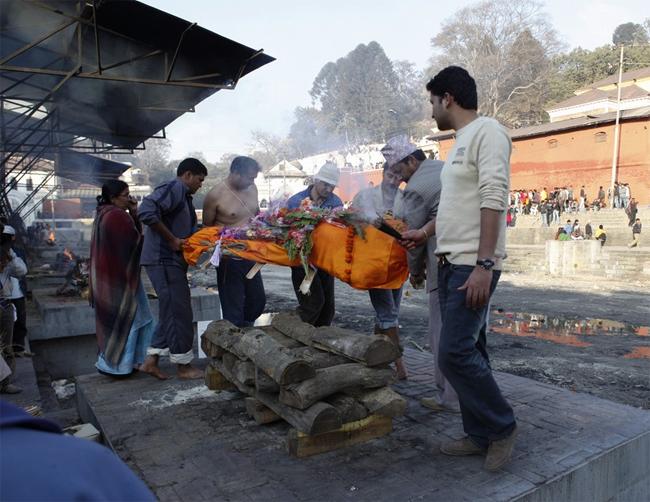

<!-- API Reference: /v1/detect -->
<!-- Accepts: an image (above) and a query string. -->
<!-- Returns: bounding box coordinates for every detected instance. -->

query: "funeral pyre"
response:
[55,248,90,298]
[201,312,407,457]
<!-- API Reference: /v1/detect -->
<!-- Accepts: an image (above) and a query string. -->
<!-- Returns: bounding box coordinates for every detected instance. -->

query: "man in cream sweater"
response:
[426,66,517,471]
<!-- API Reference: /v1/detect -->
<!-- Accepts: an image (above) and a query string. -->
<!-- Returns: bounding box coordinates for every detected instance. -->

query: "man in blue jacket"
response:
[139,158,207,380]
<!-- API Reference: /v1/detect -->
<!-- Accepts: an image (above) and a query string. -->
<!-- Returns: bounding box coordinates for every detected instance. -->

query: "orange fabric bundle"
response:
[182,223,408,290]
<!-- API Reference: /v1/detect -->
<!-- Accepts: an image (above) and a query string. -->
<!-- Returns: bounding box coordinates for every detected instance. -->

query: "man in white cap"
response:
[381,135,455,401]
[286,162,343,326]
[2,226,29,357]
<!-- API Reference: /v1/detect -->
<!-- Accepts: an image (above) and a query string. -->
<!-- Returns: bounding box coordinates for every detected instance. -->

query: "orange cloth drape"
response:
[182,223,408,290]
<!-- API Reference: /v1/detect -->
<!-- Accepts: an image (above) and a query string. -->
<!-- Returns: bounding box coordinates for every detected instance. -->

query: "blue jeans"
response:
[217,257,266,327]
[437,261,516,448]
[368,287,402,329]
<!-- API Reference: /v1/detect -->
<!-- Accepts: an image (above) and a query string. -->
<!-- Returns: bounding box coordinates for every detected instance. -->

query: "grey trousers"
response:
[145,264,194,364]
[428,289,459,410]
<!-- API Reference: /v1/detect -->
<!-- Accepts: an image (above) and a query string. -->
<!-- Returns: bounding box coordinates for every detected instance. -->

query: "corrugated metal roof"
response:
[548,85,649,111]
[577,66,650,92]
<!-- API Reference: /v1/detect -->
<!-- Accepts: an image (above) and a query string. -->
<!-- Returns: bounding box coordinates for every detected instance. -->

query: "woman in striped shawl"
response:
[90,180,154,376]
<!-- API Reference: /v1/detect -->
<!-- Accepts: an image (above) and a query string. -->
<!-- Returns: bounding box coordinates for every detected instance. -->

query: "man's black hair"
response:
[177,157,208,177]
[230,156,261,174]
[426,66,478,110]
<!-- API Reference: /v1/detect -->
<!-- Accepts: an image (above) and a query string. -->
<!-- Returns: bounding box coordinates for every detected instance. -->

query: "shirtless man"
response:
[203,156,266,327]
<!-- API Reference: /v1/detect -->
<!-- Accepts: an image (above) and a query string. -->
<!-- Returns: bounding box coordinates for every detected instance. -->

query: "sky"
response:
[144,0,649,162]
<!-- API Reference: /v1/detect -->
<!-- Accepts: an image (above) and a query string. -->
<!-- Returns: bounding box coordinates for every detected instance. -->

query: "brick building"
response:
[430,107,650,205]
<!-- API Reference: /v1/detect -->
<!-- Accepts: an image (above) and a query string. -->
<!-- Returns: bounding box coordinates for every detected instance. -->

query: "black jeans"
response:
[291,266,335,327]
[437,261,516,448]
[11,297,27,352]
[216,257,266,327]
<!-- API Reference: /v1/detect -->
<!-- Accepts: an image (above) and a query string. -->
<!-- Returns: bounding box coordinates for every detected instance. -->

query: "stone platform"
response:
[76,349,650,501]
[30,287,220,340]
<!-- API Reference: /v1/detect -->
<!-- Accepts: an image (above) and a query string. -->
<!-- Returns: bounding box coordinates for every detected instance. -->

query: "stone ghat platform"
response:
[76,349,650,501]
[30,286,220,340]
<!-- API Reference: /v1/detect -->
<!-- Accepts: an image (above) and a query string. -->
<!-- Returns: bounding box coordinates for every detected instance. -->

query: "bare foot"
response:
[140,357,170,380]
[177,364,204,380]
[395,358,408,380]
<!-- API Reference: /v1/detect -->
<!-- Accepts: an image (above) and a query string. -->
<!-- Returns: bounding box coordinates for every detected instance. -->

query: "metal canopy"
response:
[0,0,274,218]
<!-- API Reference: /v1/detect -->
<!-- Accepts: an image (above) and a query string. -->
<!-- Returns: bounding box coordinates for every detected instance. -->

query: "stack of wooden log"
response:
[201,312,408,457]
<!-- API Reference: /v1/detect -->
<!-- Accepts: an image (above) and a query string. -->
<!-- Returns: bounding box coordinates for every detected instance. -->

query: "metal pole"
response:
[609,45,624,208]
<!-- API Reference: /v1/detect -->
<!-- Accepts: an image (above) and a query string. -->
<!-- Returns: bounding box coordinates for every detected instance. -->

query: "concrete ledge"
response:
[30,287,220,340]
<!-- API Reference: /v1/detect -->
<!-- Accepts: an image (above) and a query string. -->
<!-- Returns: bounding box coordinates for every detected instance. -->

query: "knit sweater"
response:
[435,117,511,268]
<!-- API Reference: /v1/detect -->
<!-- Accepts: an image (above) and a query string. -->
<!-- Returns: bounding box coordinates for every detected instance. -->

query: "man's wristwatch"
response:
[476,258,495,271]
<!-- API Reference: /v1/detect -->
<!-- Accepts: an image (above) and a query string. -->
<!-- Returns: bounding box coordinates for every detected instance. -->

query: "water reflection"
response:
[490,310,650,351]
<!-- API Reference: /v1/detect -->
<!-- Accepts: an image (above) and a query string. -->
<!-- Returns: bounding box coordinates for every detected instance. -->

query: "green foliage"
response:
[612,22,649,46]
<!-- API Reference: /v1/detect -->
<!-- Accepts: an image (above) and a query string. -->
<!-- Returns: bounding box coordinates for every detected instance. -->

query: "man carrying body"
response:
[139,158,207,380]
[382,136,458,408]
[203,156,266,327]
[286,162,342,326]
[351,161,407,379]
[426,66,517,471]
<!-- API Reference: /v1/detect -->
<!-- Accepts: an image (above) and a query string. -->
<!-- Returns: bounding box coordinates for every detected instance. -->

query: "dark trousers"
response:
[291,266,335,327]
[0,302,15,387]
[437,262,516,448]
[145,264,194,360]
[11,297,27,352]
[216,257,266,327]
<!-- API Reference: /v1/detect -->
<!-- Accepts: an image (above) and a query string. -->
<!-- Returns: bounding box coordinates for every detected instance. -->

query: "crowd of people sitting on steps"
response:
[507,182,639,229]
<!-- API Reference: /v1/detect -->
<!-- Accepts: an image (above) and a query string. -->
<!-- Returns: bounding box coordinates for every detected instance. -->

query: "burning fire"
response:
[47,231,56,243]
[63,248,75,261]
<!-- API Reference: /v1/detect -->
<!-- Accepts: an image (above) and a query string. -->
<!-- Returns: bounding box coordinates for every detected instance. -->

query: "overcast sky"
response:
[144,0,649,161]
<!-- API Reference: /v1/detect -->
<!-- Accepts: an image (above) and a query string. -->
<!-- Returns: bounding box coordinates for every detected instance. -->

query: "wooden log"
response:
[237,329,315,385]
[210,359,254,395]
[255,367,280,393]
[256,326,304,349]
[291,346,349,370]
[203,320,247,359]
[200,334,224,358]
[212,359,340,435]
[347,387,407,418]
[279,363,396,410]
[232,359,256,387]
[244,397,282,425]
[324,394,368,423]
[312,326,399,367]
[205,364,236,391]
[222,352,239,374]
[287,415,393,458]
[271,312,316,346]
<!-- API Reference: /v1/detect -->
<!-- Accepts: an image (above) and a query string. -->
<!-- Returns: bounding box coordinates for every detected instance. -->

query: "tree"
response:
[287,107,343,157]
[131,138,173,187]
[612,22,649,46]
[310,42,409,144]
[428,0,563,127]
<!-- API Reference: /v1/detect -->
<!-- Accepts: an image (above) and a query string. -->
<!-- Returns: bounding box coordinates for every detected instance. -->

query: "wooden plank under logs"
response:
[244,397,282,425]
[237,329,315,385]
[312,327,399,367]
[200,334,223,358]
[346,387,407,418]
[205,364,236,391]
[279,363,396,410]
[287,415,393,458]
[212,358,341,435]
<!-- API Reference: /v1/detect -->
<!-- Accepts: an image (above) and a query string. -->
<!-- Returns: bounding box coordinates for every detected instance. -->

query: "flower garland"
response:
[220,198,367,273]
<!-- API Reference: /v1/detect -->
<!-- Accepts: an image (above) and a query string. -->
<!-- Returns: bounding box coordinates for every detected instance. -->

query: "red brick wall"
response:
[437,118,650,204]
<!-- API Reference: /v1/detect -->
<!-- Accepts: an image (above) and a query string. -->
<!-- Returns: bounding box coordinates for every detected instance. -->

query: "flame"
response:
[63,248,75,260]
[48,231,56,242]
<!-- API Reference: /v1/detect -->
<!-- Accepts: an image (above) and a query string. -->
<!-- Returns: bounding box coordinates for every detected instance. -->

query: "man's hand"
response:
[409,273,426,289]
[457,267,492,309]
[399,229,427,250]
[168,237,185,252]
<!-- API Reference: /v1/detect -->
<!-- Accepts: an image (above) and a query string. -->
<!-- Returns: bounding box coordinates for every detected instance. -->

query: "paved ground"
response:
[189,266,650,410]
[76,349,650,502]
